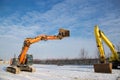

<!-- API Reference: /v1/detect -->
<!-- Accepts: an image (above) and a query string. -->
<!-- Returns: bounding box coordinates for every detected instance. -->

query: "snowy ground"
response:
[0,64,120,80]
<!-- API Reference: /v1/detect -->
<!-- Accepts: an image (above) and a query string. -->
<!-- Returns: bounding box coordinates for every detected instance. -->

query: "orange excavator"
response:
[7,28,70,74]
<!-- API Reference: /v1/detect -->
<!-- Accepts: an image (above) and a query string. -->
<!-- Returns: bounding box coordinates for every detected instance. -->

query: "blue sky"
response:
[0,0,120,60]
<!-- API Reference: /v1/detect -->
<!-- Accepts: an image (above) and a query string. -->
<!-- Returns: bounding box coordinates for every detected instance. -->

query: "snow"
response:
[0,64,120,80]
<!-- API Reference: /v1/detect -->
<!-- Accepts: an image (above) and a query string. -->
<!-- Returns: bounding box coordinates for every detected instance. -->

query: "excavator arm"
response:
[94,26,106,63]
[19,28,70,64]
[94,25,120,73]
[7,28,69,74]
[94,25,119,63]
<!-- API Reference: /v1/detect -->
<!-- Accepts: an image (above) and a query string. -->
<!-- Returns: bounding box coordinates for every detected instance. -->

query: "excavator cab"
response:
[25,54,33,66]
[111,52,120,69]
[117,52,120,58]
[10,58,19,66]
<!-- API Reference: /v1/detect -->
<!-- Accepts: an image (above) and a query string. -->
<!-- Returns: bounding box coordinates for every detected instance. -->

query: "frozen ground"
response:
[0,64,120,80]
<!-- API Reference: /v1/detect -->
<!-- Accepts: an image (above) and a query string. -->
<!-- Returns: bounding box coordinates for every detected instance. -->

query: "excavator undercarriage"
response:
[7,65,35,74]
[6,54,35,74]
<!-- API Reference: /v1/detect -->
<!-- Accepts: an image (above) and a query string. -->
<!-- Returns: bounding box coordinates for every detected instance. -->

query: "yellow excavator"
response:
[94,25,120,73]
[7,28,70,74]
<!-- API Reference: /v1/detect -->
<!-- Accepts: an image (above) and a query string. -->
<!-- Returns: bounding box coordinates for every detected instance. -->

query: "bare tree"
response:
[94,48,100,59]
[79,48,88,59]
[115,42,120,52]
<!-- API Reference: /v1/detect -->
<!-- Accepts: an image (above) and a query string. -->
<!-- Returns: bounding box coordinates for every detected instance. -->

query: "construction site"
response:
[0,26,120,80]
[0,0,120,80]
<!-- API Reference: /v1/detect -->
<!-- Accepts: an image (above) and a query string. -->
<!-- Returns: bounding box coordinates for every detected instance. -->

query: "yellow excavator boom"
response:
[94,25,120,73]
[94,26,119,63]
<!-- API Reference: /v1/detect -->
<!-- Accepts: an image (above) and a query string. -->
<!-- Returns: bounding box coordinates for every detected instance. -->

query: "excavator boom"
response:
[19,28,70,64]
[7,28,70,74]
[94,25,120,73]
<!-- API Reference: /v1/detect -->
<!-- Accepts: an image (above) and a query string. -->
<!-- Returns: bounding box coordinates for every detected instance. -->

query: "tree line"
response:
[33,43,120,65]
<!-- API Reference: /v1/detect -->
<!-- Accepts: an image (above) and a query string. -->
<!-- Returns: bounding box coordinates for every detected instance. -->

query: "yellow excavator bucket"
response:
[94,63,112,73]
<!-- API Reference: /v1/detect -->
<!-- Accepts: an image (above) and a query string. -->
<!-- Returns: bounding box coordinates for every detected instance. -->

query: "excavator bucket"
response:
[94,63,112,73]
[58,28,70,37]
